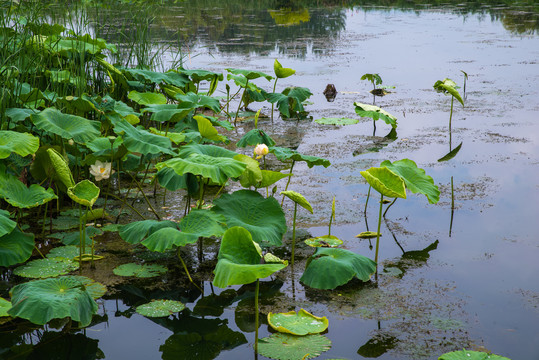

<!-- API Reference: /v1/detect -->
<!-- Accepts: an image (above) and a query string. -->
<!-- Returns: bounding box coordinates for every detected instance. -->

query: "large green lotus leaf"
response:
[0,227,34,267]
[68,275,107,299]
[174,93,221,113]
[119,219,179,245]
[268,309,328,335]
[438,350,511,360]
[85,137,125,160]
[304,234,343,248]
[226,68,273,81]
[360,167,406,199]
[13,257,79,278]
[157,167,199,192]
[213,227,287,287]
[31,107,101,144]
[128,90,167,105]
[142,227,198,252]
[212,190,287,246]
[281,190,313,213]
[47,245,91,260]
[49,226,103,246]
[266,87,312,118]
[258,333,331,360]
[0,209,16,237]
[0,298,10,317]
[300,248,376,290]
[178,144,238,159]
[113,263,167,278]
[194,115,227,143]
[269,146,330,168]
[122,68,190,88]
[142,104,191,123]
[47,148,75,189]
[361,73,383,85]
[438,142,463,162]
[156,154,246,185]
[111,117,175,156]
[234,154,263,188]
[8,276,98,327]
[314,117,359,126]
[180,209,227,238]
[0,131,39,159]
[354,102,397,128]
[274,59,295,79]
[258,170,290,188]
[381,159,439,204]
[433,78,464,106]
[5,108,36,124]
[149,127,186,145]
[0,172,57,209]
[68,180,100,207]
[136,300,186,318]
[236,129,276,148]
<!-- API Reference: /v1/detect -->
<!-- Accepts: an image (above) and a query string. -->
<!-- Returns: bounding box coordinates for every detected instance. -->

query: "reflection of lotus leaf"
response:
[258,333,331,360]
[8,276,98,327]
[314,117,359,126]
[136,300,185,317]
[13,257,79,278]
[268,309,328,335]
[269,9,310,27]
[113,263,167,278]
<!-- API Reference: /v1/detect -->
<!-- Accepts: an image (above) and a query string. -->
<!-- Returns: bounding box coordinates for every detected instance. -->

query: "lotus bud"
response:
[254,143,269,159]
[68,139,74,146]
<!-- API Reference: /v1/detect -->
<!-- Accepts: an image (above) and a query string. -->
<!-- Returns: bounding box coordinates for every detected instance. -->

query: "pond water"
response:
[2,1,538,359]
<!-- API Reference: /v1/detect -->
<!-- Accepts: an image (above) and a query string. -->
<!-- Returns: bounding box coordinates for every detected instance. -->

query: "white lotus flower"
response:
[89,160,114,181]
[254,143,269,159]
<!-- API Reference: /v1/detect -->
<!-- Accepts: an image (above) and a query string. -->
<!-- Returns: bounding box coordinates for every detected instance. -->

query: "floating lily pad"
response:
[438,350,511,360]
[47,245,91,260]
[314,117,359,126]
[136,300,185,317]
[304,235,343,248]
[0,298,11,317]
[356,231,381,239]
[268,309,329,335]
[13,257,79,278]
[257,333,331,360]
[113,263,167,278]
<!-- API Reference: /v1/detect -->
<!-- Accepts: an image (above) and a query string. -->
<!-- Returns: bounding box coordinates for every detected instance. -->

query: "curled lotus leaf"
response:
[68,180,100,208]
[268,309,329,335]
[281,190,313,213]
[236,128,276,148]
[274,59,296,79]
[136,300,185,318]
[433,78,464,106]
[381,159,439,204]
[47,148,75,189]
[360,167,406,199]
[258,333,331,360]
[354,102,397,128]
[7,276,98,327]
[31,107,101,144]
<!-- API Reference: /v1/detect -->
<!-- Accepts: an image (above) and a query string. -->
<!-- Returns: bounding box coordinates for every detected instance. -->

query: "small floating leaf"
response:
[13,257,79,278]
[136,299,185,317]
[113,263,167,278]
[268,309,329,335]
[438,349,511,360]
[314,117,359,126]
[257,333,331,360]
[356,231,381,239]
[304,235,343,248]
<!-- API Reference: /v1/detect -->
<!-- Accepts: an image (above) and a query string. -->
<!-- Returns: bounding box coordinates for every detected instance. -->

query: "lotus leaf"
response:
[304,235,343,248]
[274,59,295,79]
[68,276,107,299]
[5,108,36,124]
[113,263,167,278]
[156,154,246,185]
[13,257,79,278]
[314,117,359,126]
[0,173,57,209]
[194,115,227,143]
[300,248,376,290]
[143,104,191,123]
[268,309,328,335]
[234,154,263,188]
[8,276,98,327]
[68,180,100,207]
[0,209,16,237]
[264,253,287,264]
[226,68,273,81]
[438,350,511,360]
[236,129,276,148]
[49,226,103,246]
[47,245,91,260]
[0,227,35,267]
[257,333,331,360]
[354,102,397,128]
[438,142,463,162]
[433,78,464,106]
[157,167,198,192]
[149,127,186,145]
[174,93,221,113]
[213,227,287,288]
[0,298,10,317]
[360,167,406,199]
[128,90,167,105]
[111,117,175,156]
[119,219,178,245]
[0,131,39,159]
[281,191,313,213]
[356,231,381,239]
[380,159,440,204]
[258,170,290,188]
[47,148,75,189]
[269,146,330,168]
[266,87,312,118]
[136,300,186,317]
[142,227,198,252]
[31,107,101,144]
[178,144,238,159]
[212,190,287,246]
[123,68,190,88]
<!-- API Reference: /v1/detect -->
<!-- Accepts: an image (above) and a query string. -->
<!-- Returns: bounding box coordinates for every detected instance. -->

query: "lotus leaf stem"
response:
[271,78,278,122]
[291,203,298,266]
[103,192,145,221]
[280,160,295,206]
[364,185,371,214]
[375,194,384,266]
[127,171,160,220]
[234,79,249,126]
[382,198,397,218]
[177,250,203,293]
[449,96,454,148]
